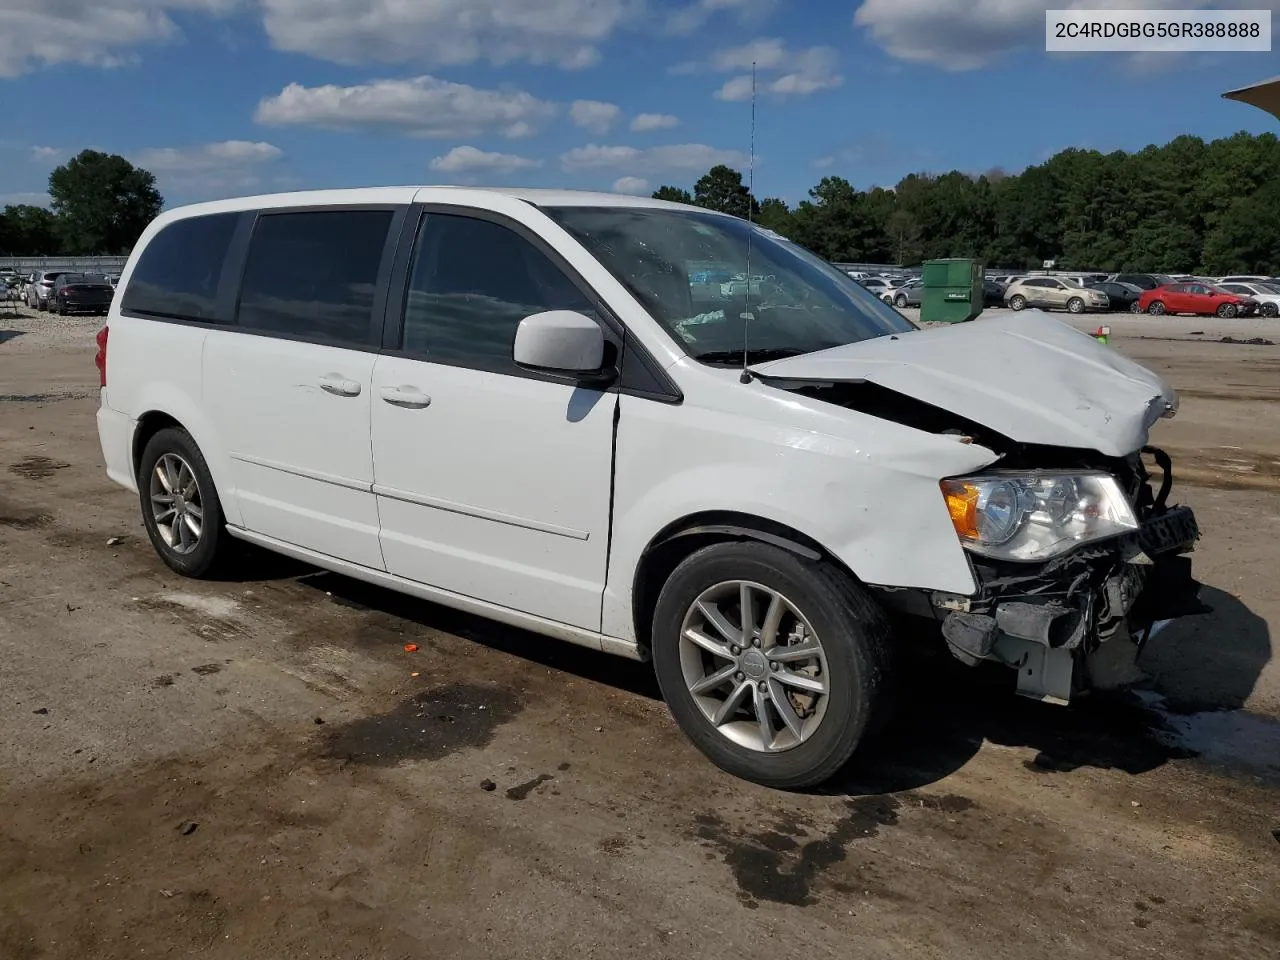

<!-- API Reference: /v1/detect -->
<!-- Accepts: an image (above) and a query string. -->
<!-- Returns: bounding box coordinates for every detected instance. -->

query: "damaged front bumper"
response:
[935,459,1204,704]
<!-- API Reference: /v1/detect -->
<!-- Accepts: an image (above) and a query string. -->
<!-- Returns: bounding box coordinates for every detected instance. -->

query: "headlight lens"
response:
[940,472,1139,562]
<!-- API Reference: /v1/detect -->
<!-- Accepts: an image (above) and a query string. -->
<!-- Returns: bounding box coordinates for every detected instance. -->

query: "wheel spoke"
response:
[151,493,175,506]
[164,457,181,495]
[752,683,775,751]
[183,513,201,538]
[739,583,756,639]
[154,463,173,494]
[689,663,738,696]
[185,502,203,521]
[760,593,785,648]
[154,508,177,524]
[683,627,735,661]
[767,678,805,740]
[173,515,188,549]
[712,681,752,726]
[774,668,826,694]
[696,599,743,646]
[766,640,822,664]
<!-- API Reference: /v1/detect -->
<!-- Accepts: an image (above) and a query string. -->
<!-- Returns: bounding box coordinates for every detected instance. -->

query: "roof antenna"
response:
[739,60,757,385]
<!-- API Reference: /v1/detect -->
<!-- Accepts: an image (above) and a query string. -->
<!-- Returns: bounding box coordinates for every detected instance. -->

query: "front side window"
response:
[401,213,598,372]
[545,206,913,365]
[237,209,393,346]
[122,213,239,322]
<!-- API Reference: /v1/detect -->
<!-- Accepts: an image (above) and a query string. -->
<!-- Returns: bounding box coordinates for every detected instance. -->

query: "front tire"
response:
[1148,301,1166,315]
[651,541,891,789]
[1217,302,1238,319]
[137,427,229,578]
[1129,300,1142,314]
[1067,297,1085,314]
[1008,294,1026,311]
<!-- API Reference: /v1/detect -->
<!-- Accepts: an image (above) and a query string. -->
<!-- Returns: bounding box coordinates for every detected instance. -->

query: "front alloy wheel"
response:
[1008,294,1026,311]
[680,581,830,753]
[1217,302,1238,319]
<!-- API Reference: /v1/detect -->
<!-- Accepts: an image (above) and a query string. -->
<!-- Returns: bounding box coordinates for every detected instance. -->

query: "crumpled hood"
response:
[751,311,1177,457]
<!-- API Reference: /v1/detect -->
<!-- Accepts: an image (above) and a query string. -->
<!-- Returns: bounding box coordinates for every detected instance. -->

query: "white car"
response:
[96,186,1201,789]
[1219,281,1280,316]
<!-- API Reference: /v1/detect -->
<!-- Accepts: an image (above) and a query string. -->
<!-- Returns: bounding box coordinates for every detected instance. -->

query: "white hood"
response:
[751,312,1177,457]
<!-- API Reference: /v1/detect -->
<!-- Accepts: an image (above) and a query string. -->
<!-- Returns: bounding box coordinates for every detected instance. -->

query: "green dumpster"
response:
[919,258,984,323]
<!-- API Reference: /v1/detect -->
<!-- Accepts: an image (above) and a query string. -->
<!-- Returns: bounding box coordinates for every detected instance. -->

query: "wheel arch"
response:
[128,400,242,527]
[630,510,860,652]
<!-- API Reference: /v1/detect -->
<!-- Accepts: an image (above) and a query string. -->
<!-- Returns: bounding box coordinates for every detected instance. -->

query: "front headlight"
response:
[940,472,1138,562]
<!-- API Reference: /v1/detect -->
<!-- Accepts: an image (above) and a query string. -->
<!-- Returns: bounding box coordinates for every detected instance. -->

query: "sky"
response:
[1,0,1278,210]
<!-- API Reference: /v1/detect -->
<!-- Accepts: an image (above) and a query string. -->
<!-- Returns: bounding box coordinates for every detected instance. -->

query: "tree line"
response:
[654,131,1280,274]
[0,150,163,257]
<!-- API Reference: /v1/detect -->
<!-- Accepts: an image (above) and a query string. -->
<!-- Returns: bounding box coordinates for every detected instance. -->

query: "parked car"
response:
[1004,276,1110,313]
[1106,273,1177,291]
[1218,281,1280,317]
[96,187,1202,789]
[1217,275,1272,285]
[26,270,68,310]
[52,272,114,316]
[981,279,1006,308]
[1139,283,1257,317]
[889,278,924,307]
[859,276,894,297]
[1085,280,1144,313]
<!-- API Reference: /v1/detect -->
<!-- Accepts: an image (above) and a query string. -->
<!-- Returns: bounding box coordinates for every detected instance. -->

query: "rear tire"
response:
[1008,295,1027,311]
[1148,301,1166,316]
[1067,297,1085,314]
[1129,301,1142,314]
[651,541,892,789]
[137,427,229,579]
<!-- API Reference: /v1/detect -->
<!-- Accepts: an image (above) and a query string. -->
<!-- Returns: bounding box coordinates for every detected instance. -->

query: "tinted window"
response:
[122,213,238,321]
[401,213,598,371]
[237,209,393,346]
[1220,284,1248,295]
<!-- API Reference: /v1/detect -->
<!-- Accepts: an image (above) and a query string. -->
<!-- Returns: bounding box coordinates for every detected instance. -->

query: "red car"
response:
[1138,282,1258,318]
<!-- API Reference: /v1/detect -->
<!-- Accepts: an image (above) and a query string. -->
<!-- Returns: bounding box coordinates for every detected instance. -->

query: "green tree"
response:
[756,197,795,237]
[692,165,759,220]
[651,185,693,204]
[0,204,61,255]
[48,149,163,255]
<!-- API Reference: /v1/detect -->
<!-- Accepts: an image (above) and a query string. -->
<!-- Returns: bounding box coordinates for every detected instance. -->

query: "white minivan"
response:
[96,187,1202,788]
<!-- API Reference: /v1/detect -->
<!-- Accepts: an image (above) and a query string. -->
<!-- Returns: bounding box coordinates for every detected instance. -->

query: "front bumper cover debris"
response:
[939,502,1203,704]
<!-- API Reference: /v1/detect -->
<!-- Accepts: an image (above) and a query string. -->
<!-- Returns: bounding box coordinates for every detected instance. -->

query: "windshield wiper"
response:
[695,347,807,365]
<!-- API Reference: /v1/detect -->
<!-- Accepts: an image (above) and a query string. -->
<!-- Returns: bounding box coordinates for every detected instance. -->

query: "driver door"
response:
[369,209,620,631]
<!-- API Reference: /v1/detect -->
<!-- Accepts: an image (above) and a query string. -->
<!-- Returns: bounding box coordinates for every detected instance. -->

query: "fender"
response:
[649,522,821,562]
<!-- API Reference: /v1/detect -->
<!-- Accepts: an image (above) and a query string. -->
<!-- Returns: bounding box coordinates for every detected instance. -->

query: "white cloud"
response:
[667,0,776,35]
[30,146,65,163]
[134,140,284,173]
[612,176,650,194]
[0,0,235,78]
[852,0,1273,70]
[430,145,541,175]
[712,39,842,100]
[561,143,749,176]
[630,113,680,132]
[570,100,621,134]
[255,76,557,139]
[814,155,836,169]
[131,140,285,197]
[260,0,630,70]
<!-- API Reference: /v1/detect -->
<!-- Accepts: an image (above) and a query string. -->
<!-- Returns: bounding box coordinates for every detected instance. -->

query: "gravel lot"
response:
[2,304,1278,960]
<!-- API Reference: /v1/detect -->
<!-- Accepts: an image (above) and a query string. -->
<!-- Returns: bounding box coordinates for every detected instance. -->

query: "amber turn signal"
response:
[941,479,981,541]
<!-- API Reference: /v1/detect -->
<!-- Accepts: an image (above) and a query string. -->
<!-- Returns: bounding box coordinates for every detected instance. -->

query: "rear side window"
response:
[400,213,597,373]
[237,209,394,347]
[121,213,239,322]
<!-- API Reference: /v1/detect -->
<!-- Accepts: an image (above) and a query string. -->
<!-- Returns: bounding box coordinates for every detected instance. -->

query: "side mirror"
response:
[514,311,608,378]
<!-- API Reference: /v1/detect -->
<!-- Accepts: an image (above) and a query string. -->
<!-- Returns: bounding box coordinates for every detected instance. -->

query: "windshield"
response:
[545,206,914,363]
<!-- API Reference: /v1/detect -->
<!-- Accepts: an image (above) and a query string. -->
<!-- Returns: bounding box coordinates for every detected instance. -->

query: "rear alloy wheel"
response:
[1067,297,1085,314]
[1262,302,1278,318]
[1008,294,1027,311]
[1148,301,1166,316]
[57,299,67,316]
[138,427,229,578]
[894,293,908,308]
[652,541,892,789]
[1217,302,1238,319]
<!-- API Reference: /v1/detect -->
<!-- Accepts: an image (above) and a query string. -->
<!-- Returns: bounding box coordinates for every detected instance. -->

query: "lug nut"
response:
[770,661,779,672]
[752,638,760,648]
[758,681,768,691]
[735,672,745,682]
[730,645,741,656]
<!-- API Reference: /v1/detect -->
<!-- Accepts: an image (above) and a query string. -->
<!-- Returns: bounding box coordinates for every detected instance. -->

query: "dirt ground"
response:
[1,305,1277,960]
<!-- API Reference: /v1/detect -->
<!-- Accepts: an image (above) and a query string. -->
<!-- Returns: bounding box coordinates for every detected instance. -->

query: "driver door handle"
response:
[318,374,362,397]
[380,385,432,409]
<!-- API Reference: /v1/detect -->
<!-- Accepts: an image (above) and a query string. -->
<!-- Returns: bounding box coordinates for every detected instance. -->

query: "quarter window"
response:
[236,209,394,346]
[121,213,239,322]
[401,213,598,372]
